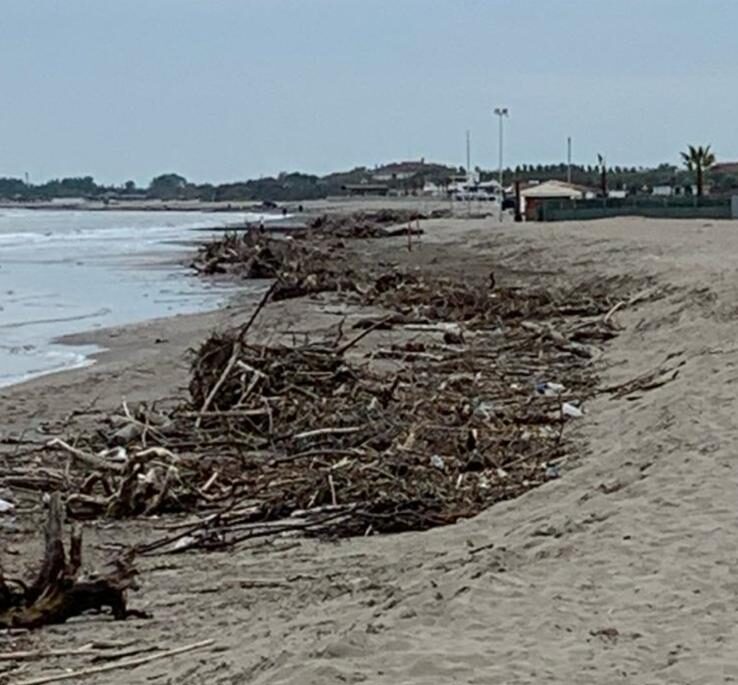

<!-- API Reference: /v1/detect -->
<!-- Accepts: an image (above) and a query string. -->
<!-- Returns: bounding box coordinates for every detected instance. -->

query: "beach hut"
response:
[520,180,594,220]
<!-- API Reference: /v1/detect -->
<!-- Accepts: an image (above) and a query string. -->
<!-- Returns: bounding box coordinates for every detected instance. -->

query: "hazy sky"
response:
[1,0,737,184]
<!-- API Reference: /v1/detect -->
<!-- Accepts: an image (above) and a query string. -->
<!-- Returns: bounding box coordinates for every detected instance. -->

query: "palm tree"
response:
[681,145,716,197]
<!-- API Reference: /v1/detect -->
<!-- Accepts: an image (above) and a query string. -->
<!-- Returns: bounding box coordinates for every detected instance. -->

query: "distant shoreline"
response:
[0,199,274,212]
[0,195,444,213]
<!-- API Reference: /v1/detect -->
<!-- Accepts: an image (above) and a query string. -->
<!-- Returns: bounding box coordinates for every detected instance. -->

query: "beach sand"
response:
[1,214,737,683]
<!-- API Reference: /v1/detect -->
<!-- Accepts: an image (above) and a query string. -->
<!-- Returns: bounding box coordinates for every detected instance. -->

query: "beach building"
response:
[342,182,390,197]
[652,184,699,197]
[652,184,674,196]
[607,189,628,199]
[421,180,445,197]
[448,172,501,201]
[519,180,595,220]
[48,197,88,208]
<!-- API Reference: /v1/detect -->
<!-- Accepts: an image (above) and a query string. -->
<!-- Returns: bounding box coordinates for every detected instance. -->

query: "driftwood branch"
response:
[46,439,124,474]
[0,493,144,630]
[196,282,277,427]
[15,639,214,685]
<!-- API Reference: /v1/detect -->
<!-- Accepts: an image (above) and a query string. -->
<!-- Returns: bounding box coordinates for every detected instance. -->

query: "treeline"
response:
[509,163,688,192]
[0,167,442,203]
[499,162,738,194]
[2,161,738,202]
[0,172,356,203]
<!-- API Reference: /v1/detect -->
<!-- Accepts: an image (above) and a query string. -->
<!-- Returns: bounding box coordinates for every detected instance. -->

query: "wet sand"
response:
[2,215,737,683]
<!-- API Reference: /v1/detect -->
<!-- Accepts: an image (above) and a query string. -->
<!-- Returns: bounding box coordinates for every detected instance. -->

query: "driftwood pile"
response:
[0,494,143,629]
[192,231,286,277]
[29,273,653,552]
[0,216,670,636]
[306,209,424,239]
[191,209,425,285]
[191,231,357,301]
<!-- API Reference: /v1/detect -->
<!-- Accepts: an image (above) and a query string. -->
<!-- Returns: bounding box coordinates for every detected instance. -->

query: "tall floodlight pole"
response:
[494,107,509,221]
[465,130,472,216]
[567,137,572,184]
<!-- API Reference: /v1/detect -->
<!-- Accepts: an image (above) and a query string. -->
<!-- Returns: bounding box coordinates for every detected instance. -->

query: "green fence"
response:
[538,196,732,222]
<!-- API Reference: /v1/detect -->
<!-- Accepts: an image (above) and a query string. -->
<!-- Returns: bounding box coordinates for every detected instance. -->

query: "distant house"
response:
[49,197,87,207]
[105,191,149,203]
[652,184,674,196]
[422,181,444,197]
[371,158,453,185]
[652,184,699,197]
[519,180,595,220]
[448,174,501,201]
[372,160,429,182]
[711,162,738,175]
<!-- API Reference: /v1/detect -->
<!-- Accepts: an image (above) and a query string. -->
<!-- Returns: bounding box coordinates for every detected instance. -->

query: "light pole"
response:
[494,107,508,221]
[597,153,607,198]
[466,129,471,180]
[465,130,472,216]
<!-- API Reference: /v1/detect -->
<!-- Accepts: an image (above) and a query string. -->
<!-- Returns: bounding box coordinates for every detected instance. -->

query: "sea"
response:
[0,209,267,388]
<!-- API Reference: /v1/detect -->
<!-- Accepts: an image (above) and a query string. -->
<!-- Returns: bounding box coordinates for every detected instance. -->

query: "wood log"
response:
[0,493,145,629]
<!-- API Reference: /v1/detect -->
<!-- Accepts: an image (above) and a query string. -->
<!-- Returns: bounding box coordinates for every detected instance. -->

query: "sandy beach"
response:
[1,211,737,684]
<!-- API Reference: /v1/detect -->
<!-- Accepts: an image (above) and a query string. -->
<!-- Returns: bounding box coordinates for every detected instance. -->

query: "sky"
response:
[1,0,737,185]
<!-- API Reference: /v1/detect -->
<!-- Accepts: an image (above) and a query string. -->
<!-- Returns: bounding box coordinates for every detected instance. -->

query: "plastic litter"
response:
[173,535,196,551]
[99,446,128,464]
[112,422,143,445]
[536,381,565,397]
[0,498,15,515]
[472,399,496,420]
[430,454,445,470]
[562,402,584,418]
[545,464,561,479]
